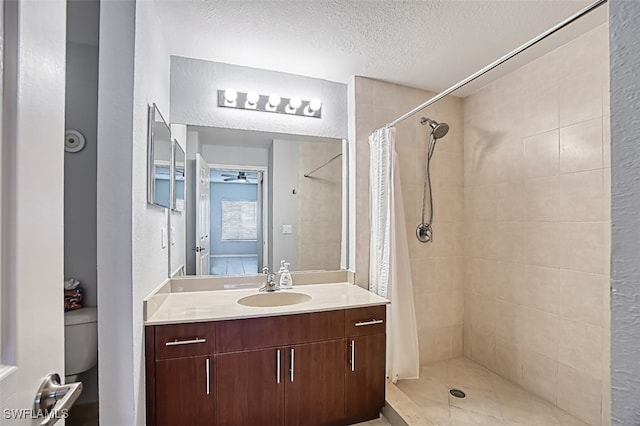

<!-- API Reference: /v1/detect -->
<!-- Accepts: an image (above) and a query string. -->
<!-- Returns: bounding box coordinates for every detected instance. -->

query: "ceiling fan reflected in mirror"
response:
[220,171,257,183]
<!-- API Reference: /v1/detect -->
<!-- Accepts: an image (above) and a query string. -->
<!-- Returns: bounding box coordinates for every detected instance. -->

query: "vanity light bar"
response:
[217,89,322,118]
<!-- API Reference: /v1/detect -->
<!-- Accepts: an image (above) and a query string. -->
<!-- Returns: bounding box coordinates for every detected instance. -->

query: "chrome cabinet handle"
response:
[350,340,355,372]
[205,358,210,395]
[290,348,295,382]
[34,373,83,426]
[354,319,384,327]
[165,338,206,346]
[276,349,281,384]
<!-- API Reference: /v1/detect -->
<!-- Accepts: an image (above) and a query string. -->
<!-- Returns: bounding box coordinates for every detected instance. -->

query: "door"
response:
[0,1,76,424]
[216,348,284,426]
[285,340,345,426]
[345,334,386,424]
[155,356,215,426]
[195,153,211,274]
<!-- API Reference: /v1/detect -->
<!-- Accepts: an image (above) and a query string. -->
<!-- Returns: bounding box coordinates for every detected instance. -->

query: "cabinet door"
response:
[216,348,285,426]
[285,340,345,426]
[345,334,386,424]
[155,355,215,426]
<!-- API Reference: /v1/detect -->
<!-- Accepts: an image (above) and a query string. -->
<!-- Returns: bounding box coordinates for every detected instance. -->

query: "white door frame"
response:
[208,163,269,271]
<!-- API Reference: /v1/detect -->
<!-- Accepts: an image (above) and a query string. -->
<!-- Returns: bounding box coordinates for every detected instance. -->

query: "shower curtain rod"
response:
[304,153,343,177]
[387,0,608,127]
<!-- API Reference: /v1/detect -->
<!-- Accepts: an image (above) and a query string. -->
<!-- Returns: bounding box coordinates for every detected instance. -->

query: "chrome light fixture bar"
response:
[217,89,322,118]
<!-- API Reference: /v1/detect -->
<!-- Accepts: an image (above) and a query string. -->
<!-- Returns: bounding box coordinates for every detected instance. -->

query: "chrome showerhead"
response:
[420,117,450,139]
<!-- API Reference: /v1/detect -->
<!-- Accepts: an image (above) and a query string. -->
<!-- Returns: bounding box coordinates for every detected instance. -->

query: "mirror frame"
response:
[171,139,186,212]
[147,104,172,208]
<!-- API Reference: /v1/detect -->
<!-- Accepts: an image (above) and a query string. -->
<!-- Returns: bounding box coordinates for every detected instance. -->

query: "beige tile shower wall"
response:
[462,24,610,426]
[297,141,343,270]
[354,77,465,364]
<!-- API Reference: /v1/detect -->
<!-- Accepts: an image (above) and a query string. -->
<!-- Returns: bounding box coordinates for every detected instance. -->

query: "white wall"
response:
[65,41,98,308]
[96,1,135,424]
[271,140,299,269]
[131,1,172,424]
[170,124,187,276]
[97,0,171,424]
[65,39,100,406]
[170,57,348,139]
[610,0,640,423]
[200,144,269,167]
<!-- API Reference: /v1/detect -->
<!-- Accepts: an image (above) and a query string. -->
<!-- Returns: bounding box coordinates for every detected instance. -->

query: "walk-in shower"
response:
[416,117,449,243]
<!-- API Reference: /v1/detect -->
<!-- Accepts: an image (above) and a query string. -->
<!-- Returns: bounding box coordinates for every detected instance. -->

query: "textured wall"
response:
[131,2,173,424]
[97,1,172,424]
[463,24,610,426]
[609,1,640,424]
[170,57,348,139]
[96,1,136,423]
[354,77,465,365]
[65,42,98,308]
[271,140,299,270]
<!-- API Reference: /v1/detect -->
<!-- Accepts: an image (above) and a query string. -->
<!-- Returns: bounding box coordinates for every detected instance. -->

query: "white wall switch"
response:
[282,224,293,234]
[161,227,167,249]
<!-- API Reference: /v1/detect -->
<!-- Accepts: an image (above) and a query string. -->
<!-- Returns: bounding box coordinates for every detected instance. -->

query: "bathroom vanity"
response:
[144,282,389,426]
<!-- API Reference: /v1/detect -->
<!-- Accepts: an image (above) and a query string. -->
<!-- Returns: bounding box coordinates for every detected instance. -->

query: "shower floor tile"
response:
[390,357,587,426]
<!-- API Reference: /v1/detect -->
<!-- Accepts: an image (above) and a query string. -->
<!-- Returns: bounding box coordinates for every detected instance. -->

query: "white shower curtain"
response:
[369,126,420,383]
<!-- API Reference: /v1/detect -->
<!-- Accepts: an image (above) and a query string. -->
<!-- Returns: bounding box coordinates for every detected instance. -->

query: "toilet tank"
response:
[64,307,98,376]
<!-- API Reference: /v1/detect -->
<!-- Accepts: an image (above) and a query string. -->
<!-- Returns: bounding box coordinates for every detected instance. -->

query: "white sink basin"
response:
[237,292,312,307]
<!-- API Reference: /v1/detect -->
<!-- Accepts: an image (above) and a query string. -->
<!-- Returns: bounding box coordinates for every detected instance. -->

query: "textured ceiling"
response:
[156,0,607,97]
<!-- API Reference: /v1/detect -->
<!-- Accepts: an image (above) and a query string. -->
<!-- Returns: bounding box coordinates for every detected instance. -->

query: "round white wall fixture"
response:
[65,130,86,153]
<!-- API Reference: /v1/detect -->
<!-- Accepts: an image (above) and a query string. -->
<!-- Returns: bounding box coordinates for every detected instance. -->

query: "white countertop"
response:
[145,282,389,325]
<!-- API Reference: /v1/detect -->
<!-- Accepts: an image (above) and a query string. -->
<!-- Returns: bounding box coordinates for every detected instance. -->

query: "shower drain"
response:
[449,388,466,399]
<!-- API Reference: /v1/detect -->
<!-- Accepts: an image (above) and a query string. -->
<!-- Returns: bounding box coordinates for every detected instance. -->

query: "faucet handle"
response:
[262,266,270,274]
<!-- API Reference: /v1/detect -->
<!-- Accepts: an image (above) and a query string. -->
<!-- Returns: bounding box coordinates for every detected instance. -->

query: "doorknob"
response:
[34,373,82,425]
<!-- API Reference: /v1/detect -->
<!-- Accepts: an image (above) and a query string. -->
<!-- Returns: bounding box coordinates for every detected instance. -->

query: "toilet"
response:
[64,307,98,383]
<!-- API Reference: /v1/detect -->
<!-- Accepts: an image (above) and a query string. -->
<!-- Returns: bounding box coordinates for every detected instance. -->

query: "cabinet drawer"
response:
[154,322,216,360]
[345,305,386,337]
[216,310,345,353]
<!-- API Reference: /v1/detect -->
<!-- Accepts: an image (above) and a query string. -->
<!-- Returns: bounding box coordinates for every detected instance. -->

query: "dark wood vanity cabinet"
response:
[344,305,387,424]
[155,355,215,426]
[145,324,216,426]
[145,306,386,426]
[285,340,346,426]
[216,348,284,425]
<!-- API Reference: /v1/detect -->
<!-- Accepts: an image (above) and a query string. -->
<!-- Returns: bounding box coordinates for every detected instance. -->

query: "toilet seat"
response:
[64,307,97,325]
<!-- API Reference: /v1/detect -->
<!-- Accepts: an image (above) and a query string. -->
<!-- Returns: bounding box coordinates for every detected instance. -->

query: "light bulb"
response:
[268,93,281,107]
[246,91,259,105]
[308,98,322,112]
[289,96,302,110]
[224,88,237,103]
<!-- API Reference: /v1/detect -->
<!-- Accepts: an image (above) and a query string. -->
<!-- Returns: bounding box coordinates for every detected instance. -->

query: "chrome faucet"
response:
[259,266,278,292]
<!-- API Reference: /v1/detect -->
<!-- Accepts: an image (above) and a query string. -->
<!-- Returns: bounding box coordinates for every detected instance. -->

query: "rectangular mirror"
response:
[184,126,348,276]
[172,140,185,212]
[147,104,172,209]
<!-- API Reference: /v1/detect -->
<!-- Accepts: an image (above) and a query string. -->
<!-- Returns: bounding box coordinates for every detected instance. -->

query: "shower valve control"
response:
[416,223,433,243]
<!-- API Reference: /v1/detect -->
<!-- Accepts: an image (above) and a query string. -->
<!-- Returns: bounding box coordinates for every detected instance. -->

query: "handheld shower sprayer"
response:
[416,117,449,243]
